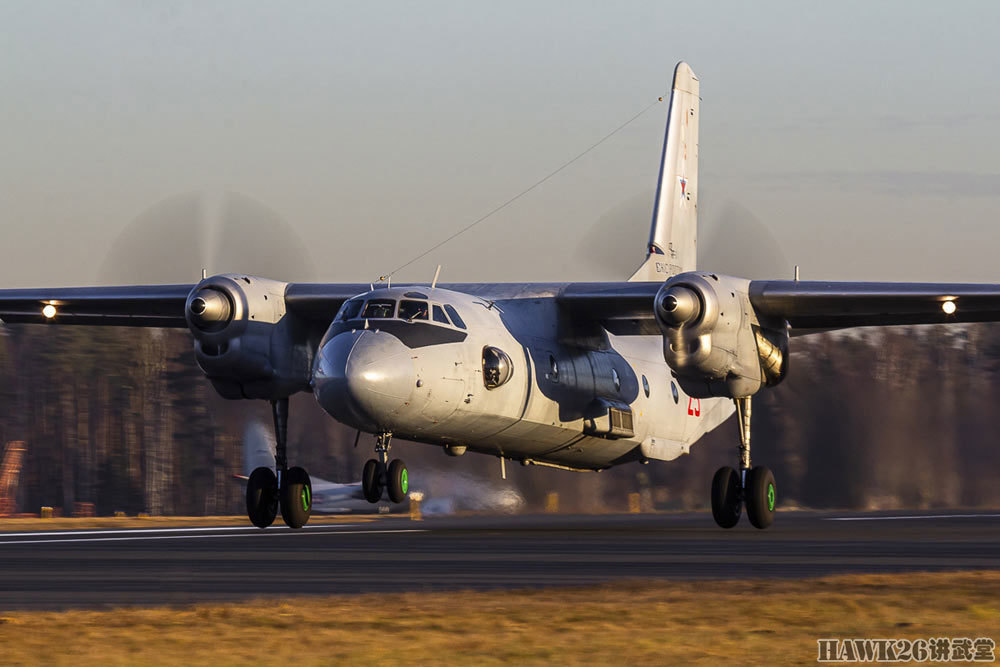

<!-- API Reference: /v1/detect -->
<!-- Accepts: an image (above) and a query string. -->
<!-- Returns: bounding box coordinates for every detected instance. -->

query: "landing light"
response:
[42,304,57,319]
[942,300,957,315]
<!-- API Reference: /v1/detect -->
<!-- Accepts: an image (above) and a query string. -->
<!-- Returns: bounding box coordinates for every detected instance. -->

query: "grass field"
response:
[0,571,997,666]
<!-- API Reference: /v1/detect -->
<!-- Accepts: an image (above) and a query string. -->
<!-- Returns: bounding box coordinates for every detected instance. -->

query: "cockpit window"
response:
[362,299,395,319]
[444,304,466,329]
[340,298,363,321]
[432,305,450,325]
[398,300,429,321]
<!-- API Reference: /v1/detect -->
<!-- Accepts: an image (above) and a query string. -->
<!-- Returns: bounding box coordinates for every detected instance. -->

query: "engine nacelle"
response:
[655,272,788,399]
[185,274,313,400]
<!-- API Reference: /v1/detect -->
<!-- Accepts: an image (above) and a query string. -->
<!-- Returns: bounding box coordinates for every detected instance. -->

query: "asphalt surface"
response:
[0,510,998,610]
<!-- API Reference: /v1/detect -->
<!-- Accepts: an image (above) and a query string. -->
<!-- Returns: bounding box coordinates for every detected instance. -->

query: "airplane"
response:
[2,61,999,531]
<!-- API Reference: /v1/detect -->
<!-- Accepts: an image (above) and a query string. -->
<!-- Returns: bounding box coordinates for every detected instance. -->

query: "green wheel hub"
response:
[400,468,408,495]
[766,483,775,512]
[301,485,311,511]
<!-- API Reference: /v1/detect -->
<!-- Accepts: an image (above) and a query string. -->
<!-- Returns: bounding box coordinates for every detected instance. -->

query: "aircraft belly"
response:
[536,435,638,468]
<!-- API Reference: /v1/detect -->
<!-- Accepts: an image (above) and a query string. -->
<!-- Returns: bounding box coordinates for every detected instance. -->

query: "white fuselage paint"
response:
[312,286,734,470]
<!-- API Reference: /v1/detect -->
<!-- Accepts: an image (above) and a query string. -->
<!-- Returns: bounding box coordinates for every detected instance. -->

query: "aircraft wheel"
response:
[711,466,742,529]
[246,466,278,529]
[280,466,312,529]
[362,458,383,503]
[386,459,409,503]
[745,466,776,530]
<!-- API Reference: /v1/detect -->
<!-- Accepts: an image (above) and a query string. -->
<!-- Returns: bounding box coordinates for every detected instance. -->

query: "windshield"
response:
[361,299,395,319]
[399,300,429,321]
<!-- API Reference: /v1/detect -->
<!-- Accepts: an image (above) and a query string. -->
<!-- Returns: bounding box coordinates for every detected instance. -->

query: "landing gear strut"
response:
[711,396,776,530]
[361,432,409,505]
[245,397,312,529]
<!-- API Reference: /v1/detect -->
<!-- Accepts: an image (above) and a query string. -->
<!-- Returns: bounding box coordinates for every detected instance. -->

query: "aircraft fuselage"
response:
[312,285,733,470]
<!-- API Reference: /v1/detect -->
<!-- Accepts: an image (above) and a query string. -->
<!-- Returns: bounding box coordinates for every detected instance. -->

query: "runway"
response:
[0,510,998,610]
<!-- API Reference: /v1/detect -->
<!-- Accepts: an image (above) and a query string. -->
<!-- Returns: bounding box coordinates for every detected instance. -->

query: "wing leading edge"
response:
[749,280,1000,330]
[557,280,1000,335]
[0,284,194,327]
[2,279,999,333]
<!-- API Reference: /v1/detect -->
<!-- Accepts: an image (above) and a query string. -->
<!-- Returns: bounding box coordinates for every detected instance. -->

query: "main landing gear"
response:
[711,396,776,530]
[362,432,409,505]
[246,397,313,529]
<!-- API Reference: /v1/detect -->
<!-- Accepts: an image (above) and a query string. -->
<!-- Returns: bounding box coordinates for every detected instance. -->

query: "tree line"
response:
[3,322,999,516]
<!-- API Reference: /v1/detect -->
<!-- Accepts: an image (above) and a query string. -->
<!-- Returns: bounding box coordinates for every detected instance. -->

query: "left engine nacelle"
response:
[654,272,788,399]
[185,274,313,400]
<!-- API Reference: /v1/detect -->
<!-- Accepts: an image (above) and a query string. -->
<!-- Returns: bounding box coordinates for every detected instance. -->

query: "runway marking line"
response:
[0,524,359,538]
[0,528,426,546]
[825,513,1000,521]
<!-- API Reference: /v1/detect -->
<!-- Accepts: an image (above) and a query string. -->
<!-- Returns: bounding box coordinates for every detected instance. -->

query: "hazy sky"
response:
[2,1,1000,287]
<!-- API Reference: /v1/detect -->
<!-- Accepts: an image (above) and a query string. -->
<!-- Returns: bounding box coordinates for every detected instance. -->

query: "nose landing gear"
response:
[245,397,313,529]
[710,397,776,530]
[361,432,409,505]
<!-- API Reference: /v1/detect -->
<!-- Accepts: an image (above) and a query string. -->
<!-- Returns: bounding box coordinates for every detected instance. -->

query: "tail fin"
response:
[629,62,699,282]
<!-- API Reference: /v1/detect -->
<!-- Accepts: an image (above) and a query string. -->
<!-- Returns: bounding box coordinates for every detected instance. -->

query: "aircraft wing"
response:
[0,284,194,327]
[748,281,1000,330]
[558,280,1000,335]
[0,282,372,328]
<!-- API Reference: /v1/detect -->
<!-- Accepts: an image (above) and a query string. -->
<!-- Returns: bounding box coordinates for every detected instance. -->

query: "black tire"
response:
[362,458,383,503]
[746,466,776,530]
[280,466,313,529]
[246,466,278,529]
[711,466,742,529]
[386,459,409,503]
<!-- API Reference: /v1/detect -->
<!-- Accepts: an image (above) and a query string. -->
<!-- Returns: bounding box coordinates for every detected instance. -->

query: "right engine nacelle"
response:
[654,272,788,399]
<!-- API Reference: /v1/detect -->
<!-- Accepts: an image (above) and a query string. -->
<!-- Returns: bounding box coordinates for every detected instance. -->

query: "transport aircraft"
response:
[3,62,998,530]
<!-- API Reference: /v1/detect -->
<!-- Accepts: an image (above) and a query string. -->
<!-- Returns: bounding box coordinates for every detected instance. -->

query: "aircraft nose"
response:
[313,330,415,430]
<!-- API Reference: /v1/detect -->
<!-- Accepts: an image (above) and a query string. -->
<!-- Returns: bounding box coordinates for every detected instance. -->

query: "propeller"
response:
[573,190,791,281]
[98,191,317,285]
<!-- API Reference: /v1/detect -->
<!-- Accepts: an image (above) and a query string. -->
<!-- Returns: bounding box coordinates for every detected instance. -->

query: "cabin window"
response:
[671,381,679,404]
[340,298,363,321]
[612,368,621,392]
[399,300,429,321]
[444,304,466,329]
[549,355,559,381]
[482,346,513,389]
[432,305,450,324]
[362,299,395,319]
[642,375,650,398]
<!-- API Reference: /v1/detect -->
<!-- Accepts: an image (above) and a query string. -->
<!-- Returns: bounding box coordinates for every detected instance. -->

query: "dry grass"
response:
[0,515,373,531]
[1,571,998,666]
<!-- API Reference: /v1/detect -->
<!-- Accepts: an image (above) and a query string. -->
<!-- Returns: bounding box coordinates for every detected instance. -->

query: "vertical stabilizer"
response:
[629,62,699,282]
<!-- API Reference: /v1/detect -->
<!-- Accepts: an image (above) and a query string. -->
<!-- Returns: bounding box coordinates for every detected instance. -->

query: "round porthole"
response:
[671,381,679,404]
[642,375,650,398]
[482,347,513,389]
[612,368,621,392]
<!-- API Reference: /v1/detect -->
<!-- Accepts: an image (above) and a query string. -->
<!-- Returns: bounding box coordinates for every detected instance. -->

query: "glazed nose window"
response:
[482,346,513,389]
